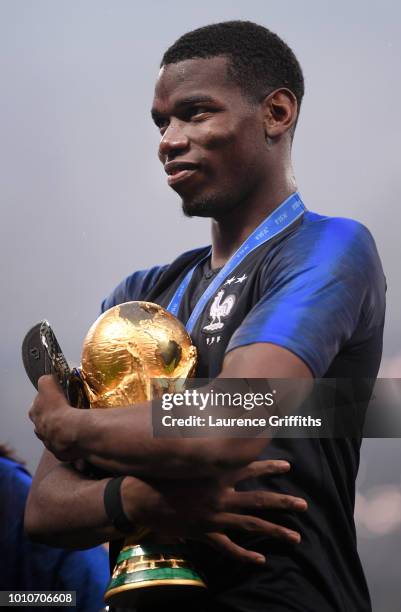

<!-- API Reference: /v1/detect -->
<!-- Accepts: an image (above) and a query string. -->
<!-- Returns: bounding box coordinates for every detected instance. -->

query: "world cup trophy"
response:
[22,301,207,609]
[81,301,206,607]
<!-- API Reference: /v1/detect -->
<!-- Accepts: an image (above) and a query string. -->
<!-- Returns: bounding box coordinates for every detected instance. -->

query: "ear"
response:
[261,88,298,139]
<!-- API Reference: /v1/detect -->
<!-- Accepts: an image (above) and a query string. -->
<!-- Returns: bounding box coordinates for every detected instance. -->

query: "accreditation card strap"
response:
[167,191,306,334]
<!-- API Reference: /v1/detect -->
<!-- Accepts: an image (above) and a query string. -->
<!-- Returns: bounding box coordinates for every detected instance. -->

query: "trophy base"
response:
[105,579,206,609]
[104,544,207,608]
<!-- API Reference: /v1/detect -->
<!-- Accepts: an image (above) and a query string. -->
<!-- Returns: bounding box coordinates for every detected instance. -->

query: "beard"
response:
[178,166,260,220]
[181,190,244,220]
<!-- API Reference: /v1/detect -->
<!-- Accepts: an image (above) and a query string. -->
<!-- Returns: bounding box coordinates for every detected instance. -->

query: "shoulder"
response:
[298,211,378,252]
[262,210,386,328]
[101,246,208,312]
[288,211,376,248]
[275,211,384,281]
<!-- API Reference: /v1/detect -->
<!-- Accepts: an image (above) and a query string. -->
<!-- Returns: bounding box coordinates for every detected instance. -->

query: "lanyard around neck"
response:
[167,191,306,335]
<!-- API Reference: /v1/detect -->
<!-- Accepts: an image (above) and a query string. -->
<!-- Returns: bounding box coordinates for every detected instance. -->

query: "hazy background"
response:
[1,1,400,610]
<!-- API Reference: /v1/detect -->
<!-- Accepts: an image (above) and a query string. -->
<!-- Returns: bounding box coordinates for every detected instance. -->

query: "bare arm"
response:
[25,450,307,560]
[29,343,312,478]
[24,450,119,548]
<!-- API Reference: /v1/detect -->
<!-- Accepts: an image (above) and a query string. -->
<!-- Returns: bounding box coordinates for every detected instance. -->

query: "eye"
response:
[188,107,210,120]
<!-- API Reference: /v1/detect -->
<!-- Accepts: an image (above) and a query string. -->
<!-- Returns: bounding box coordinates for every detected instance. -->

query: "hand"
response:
[29,375,82,461]
[122,459,307,564]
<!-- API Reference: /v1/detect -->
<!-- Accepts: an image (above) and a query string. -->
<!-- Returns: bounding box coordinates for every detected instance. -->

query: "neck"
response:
[210,176,297,270]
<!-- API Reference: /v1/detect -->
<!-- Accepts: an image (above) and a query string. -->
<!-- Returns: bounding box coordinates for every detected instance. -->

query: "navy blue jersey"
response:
[0,457,110,611]
[103,211,386,612]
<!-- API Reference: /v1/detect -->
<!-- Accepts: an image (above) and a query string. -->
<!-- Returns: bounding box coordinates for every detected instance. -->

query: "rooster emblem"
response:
[203,289,236,332]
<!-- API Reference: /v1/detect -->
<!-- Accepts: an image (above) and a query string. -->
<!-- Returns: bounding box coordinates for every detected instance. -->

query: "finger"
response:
[37,374,63,394]
[226,490,307,513]
[203,532,266,565]
[211,512,301,544]
[236,459,291,482]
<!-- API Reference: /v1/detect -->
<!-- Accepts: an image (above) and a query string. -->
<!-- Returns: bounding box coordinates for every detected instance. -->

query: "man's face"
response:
[151,56,268,218]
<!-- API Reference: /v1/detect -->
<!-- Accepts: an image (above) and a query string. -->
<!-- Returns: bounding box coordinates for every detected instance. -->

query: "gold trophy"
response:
[78,301,207,608]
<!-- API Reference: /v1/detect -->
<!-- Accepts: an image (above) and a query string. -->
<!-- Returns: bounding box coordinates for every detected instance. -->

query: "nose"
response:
[158,120,190,162]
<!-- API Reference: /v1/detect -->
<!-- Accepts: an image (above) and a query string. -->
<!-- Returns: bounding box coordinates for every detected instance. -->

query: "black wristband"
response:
[103,476,134,534]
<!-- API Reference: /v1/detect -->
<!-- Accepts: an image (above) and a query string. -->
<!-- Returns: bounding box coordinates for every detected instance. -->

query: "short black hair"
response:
[161,21,304,110]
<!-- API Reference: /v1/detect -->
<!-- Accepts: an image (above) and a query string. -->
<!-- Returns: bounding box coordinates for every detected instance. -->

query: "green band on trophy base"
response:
[117,544,185,563]
[108,566,205,590]
[104,543,206,608]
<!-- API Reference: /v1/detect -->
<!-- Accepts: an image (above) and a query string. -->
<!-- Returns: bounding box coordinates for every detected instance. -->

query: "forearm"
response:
[25,449,308,565]
[25,451,125,548]
[65,352,312,476]
[73,402,267,478]
[32,349,313,478]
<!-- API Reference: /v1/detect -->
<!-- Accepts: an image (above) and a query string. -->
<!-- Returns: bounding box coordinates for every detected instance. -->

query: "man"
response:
[26,21,385,611]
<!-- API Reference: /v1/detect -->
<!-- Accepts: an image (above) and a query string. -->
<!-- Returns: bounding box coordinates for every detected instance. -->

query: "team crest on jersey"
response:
[203,289,236,332]
[202,274,247,343]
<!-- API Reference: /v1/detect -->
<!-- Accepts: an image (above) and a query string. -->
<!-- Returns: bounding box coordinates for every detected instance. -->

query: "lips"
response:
[164,161,200,187]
